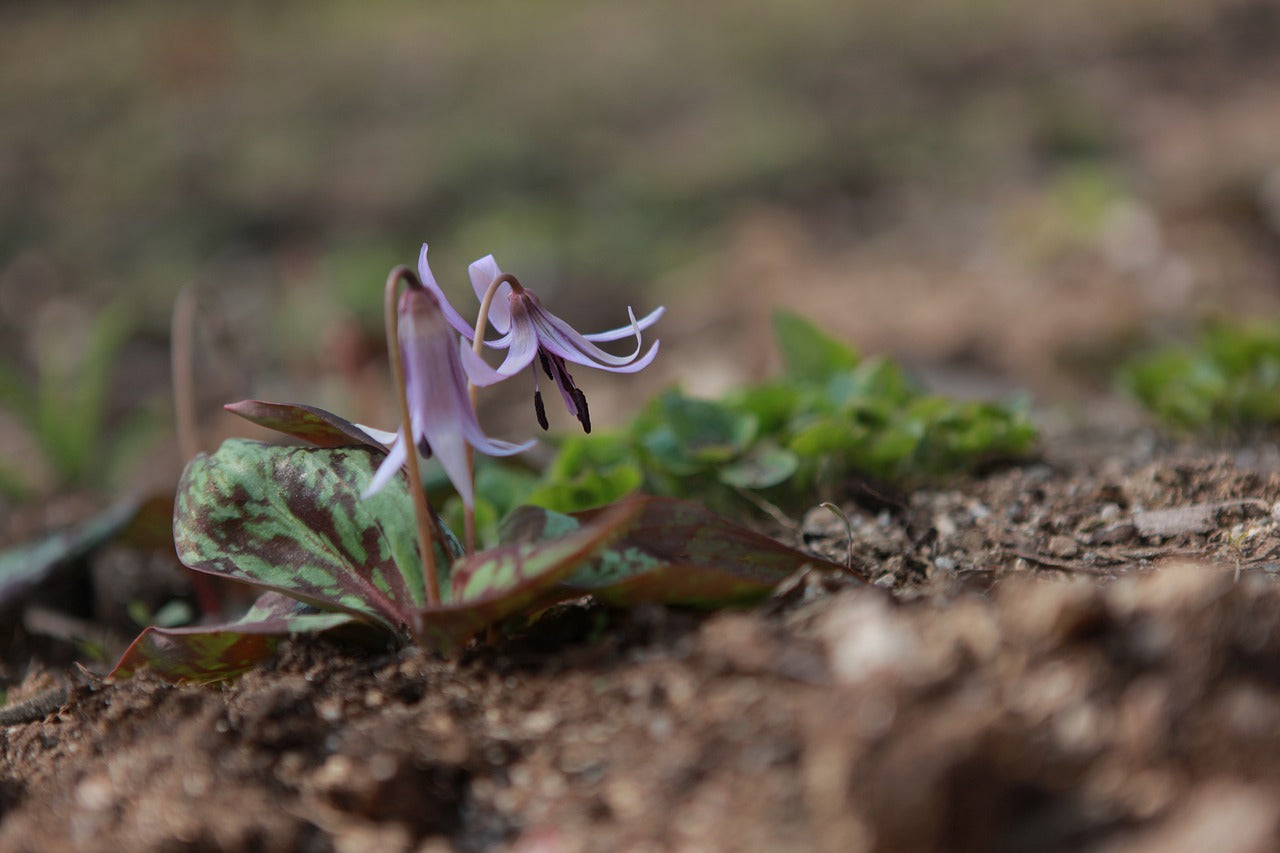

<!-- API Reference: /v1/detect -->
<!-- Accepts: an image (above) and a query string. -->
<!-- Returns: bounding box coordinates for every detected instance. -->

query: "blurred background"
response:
[3,0,1280,502]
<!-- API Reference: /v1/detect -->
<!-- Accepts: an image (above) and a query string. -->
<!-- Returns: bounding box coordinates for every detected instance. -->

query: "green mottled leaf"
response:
[109,591,362,684]
[174,439,448,638]
[224,400,389,451]
[413,501,641,651]
[507,496,859,608]
[772,309,859,381]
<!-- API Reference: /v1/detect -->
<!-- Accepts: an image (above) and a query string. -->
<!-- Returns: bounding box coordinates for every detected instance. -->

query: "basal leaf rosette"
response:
[112,439,639,681]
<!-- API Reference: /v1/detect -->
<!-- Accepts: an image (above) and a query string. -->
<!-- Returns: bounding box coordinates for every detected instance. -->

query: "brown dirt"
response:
[6,2,1280,850]
[5,431,1280,852]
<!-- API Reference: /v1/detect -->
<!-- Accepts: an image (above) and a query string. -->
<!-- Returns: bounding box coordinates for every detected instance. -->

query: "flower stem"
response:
[386,265,443,607]
[463,272,523,555]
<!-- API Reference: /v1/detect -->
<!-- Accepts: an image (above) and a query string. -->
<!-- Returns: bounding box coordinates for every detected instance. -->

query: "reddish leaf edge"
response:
[224,399,390,451]
[412,499,643,651]
[108,601,365,684]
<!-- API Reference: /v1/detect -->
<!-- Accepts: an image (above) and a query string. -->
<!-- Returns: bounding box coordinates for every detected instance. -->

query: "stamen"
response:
[538,350,554,380]
[534,390,549,431]
[573,388,591,433]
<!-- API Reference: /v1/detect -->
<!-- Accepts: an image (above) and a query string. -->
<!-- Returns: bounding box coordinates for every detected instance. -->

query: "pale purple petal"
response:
[363,278,537,508]
[461,425,536,458]
[582,305,666,342]
[495,303,540,376]
[352,423,399,446]
[483,328,514,350]
[530,303,660,372]
[468,254,512,334]
[415,310,535,505]
[361,432,408,499]
[459,339,510,388]
[532,305,642,366]
[425,408,473,507]
[418,244,479,340]
[584,339,660,374]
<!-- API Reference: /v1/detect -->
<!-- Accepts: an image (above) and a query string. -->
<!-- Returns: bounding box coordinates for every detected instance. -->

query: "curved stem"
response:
[463,273,523,555]
[385,265,442,607]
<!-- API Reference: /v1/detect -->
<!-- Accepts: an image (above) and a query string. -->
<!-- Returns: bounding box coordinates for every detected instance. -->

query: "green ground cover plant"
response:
[492,311,1036,521]
[1123,321,1280,432]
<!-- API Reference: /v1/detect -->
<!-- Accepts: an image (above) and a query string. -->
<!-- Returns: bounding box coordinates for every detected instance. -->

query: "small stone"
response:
[1047,535,1079,558]
[823,593,924,686]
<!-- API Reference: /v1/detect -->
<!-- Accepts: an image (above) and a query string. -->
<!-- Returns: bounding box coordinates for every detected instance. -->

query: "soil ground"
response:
[6,1,1280,851]
[5,426,1280,852]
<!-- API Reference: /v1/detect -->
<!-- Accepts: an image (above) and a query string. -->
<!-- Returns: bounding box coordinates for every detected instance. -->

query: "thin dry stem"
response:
[170,283,223,618]
[819,501,856,573]
[171,283,200,463]
[385,265,442,607]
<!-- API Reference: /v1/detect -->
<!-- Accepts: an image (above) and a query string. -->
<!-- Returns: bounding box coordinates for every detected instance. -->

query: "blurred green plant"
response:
[1122,321,1280,432]
[458,311,1036,525]
[0,305,159,495]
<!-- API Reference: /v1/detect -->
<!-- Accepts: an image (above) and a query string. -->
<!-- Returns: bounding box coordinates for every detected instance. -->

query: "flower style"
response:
[464,252,664,433]
[361,284,533,508]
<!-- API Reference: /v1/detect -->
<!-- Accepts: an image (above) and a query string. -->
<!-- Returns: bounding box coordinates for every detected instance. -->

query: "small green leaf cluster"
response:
[1122,322,1280,432]
[520,311,1037,513]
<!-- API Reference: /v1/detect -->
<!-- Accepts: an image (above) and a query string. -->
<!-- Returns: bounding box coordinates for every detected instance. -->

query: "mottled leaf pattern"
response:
[506,496,858,607]
[109,592,361,684]
[129,433,854,685]
[413,501,641,651]
[173,439,441,637]
[224,400,389,451]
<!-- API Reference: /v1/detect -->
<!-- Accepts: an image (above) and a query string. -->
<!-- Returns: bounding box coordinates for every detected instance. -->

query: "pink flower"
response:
[362,284,533,508]
[466,253,664,432]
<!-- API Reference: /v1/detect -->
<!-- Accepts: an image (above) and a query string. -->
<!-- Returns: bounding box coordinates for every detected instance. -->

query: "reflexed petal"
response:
[483,328,514,349]
[532,305,643,366]
[531,304,660,373]
[468,254,512,334]
[582,305,666,342]
[418,244,479,340]
[459,339,509,388]
[361,433,408,499]
[462,426,536,458]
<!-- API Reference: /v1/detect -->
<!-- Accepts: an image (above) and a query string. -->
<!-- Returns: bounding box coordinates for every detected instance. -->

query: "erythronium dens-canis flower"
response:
[361,283,533,508]
[464,252,663,432]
